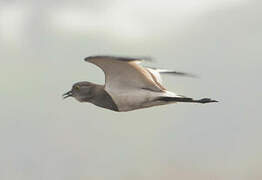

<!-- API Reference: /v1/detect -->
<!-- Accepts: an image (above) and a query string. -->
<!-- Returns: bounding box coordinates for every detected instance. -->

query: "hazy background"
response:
[1,0,262,179]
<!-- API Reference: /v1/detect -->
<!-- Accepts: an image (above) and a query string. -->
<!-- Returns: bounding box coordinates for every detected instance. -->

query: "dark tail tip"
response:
[198,98,219,104]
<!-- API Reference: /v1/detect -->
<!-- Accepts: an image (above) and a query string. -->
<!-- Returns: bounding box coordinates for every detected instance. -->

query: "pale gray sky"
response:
[0,0,262,180]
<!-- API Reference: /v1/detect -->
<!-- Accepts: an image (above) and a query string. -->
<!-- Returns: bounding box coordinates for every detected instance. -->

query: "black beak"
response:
[63,90,73,99]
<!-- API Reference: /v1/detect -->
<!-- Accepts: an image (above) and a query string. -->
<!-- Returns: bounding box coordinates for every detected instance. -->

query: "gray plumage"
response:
[63,82,118,111]
[63,55,218,112]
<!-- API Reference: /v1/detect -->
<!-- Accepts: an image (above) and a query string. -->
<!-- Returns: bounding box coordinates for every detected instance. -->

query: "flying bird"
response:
[63,56,218,112]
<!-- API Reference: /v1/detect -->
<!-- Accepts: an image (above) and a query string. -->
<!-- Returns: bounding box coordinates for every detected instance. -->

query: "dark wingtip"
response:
[173,72,199,78]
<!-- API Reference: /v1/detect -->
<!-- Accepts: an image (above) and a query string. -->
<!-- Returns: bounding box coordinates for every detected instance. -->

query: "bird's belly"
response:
[107,89,171,112]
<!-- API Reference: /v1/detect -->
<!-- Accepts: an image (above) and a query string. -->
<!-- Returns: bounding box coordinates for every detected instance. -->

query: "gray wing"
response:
[84,56,165,92]
[85,55,153,62]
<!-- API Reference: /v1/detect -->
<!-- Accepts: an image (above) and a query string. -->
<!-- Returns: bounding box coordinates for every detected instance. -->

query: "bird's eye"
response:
[75,85,80,90]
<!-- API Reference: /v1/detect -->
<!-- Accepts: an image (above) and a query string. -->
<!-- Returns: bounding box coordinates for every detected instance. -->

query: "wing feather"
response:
[146,66,197,78]
[84,56,164,93]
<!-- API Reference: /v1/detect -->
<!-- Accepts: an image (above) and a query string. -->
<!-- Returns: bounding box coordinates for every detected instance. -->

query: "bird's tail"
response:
[157,96,218,104]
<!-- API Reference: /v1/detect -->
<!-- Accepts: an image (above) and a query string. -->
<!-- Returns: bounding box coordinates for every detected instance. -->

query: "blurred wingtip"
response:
[135,56,155,62]
[83,55,154,62]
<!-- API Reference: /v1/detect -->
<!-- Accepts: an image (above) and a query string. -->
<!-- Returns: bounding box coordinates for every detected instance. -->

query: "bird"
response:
[63,56,218,112]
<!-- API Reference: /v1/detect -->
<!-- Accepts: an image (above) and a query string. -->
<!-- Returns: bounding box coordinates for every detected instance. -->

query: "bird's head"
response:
[63,82,95,102]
